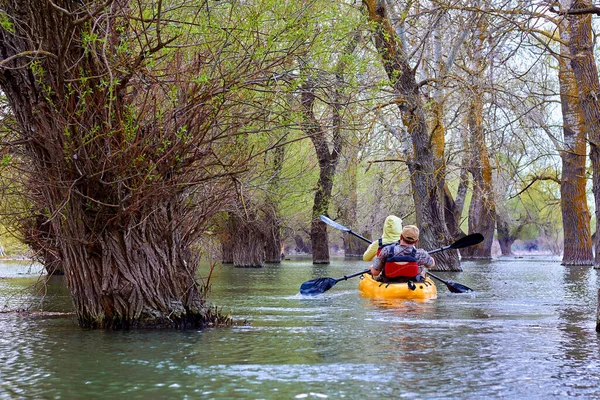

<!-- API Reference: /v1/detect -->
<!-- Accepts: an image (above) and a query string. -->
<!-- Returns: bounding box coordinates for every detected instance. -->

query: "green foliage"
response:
[0,0,588,262]
[0,11,14,33]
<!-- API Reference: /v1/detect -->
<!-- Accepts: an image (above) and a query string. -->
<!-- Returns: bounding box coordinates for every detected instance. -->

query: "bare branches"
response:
[511,174,561,199]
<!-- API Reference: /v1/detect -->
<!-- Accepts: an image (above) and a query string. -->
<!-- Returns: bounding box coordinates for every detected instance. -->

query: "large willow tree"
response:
[0,0,308,328]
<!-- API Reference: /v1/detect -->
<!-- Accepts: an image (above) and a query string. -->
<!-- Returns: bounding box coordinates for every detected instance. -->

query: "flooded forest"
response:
[4,1,600,398]
[0,1,599,329]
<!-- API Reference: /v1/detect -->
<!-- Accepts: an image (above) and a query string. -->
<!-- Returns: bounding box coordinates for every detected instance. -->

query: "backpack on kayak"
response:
[383,247,419,278]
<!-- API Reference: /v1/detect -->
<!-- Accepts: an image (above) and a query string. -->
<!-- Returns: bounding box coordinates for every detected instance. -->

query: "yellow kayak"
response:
[358,273,437,300]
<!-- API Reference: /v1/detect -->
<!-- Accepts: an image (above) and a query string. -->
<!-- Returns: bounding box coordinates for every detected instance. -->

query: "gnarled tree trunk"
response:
[263,146,285,263]
[496,216,515,256]
[263,201,282,263]
[221,209,266,268]
[0,1,265,328]
[363,0,459,270]
[62,202,208,328]
[232,213,265,268]
[301,78,341,264]
[337,148,364,257]
[459,14,496,260]
[461,98,495,259]
[564,0,600,268]
[558,8,593,266]
[221,213,236,264]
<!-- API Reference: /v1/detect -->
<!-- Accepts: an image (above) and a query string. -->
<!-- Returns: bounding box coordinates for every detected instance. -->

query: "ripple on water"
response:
[0,258,599,399]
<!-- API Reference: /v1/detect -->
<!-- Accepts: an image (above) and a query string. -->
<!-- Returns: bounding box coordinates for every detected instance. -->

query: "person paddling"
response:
[362,215,402,262]
[369,225,435,282]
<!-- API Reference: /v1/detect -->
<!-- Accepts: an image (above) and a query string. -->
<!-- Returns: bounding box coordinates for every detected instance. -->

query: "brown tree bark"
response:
[263,201,282,263]
[301,33,357,264]
[0,1,262,328]
[231,212,265,268]
[337,149,364,257]
[263,146,284,263]
[221,213,236,264]
[496,215,515,256]
[458,15,496,260]
[362,0,459,270]
[564,0,600,268]
[300,78,341,264]
[557,11,594,266]
[293,234,312,254]
[22,215,64,275]
[460,96,496,259]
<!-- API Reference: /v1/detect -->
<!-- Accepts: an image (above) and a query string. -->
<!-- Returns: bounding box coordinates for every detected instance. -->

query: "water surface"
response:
[0,256,599,399]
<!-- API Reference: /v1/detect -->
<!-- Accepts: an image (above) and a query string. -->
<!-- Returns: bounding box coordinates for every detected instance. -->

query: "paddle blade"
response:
[300,277,338,296]
[428,272,474,293]
[445,281,473,293]
[319,215,350,232]
[450,233,484,250]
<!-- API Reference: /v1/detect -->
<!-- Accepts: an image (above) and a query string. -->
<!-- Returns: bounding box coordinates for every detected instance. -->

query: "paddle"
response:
[299,216,482,295]
[300,269,371,296]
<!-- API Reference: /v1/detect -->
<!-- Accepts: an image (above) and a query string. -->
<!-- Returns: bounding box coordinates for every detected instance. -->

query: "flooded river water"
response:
[0,256,599,399]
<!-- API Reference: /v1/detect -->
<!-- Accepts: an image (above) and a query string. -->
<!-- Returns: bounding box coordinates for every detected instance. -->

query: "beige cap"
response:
[401,225,419,243]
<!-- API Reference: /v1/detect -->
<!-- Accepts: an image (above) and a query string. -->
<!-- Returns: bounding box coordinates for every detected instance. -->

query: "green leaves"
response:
[0,11,14,33]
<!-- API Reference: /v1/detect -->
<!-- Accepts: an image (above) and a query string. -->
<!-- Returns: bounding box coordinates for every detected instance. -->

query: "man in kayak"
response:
[362,215,402,262]
[369,225,435,282]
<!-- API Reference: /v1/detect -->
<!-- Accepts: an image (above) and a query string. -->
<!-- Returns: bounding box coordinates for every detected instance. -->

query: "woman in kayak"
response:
[362,215,403,262]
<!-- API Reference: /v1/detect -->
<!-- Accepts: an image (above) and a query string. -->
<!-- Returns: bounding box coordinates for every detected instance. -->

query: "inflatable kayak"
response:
[358,273,437,300]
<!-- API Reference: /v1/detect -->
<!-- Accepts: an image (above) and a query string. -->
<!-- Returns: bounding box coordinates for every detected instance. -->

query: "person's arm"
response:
[417,249,435,268]
[362,241,378,261]
[370,246,388,276]
[369,264,379,277]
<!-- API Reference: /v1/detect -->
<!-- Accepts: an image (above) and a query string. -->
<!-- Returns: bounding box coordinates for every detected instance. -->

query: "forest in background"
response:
[0,0,599,328]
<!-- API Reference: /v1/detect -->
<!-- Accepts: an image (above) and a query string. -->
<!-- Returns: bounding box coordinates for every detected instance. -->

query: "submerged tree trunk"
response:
[558,10,594,266]
[0,2,207,328]
[62,203,210,329]
[222,206,266,268]
[0,1,274,328]
[461,84,495,257]
[363,0,459,270]
[263,146,285,263]
[301,33,356,264]
[221,213,236,264]
[565,0,600,268]
[459,15,496,260]
[496,216,515,256]
[461,104,495,259]
[231,212,265,268]
[294,234,312,254]
[338,149,364,257]
[301,78,342,264]
[263,201,282,264]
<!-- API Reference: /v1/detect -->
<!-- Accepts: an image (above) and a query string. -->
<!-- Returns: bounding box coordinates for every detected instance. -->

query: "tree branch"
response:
[511,175,561,199]
[0,50,58,68]
[550,5,600,15]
